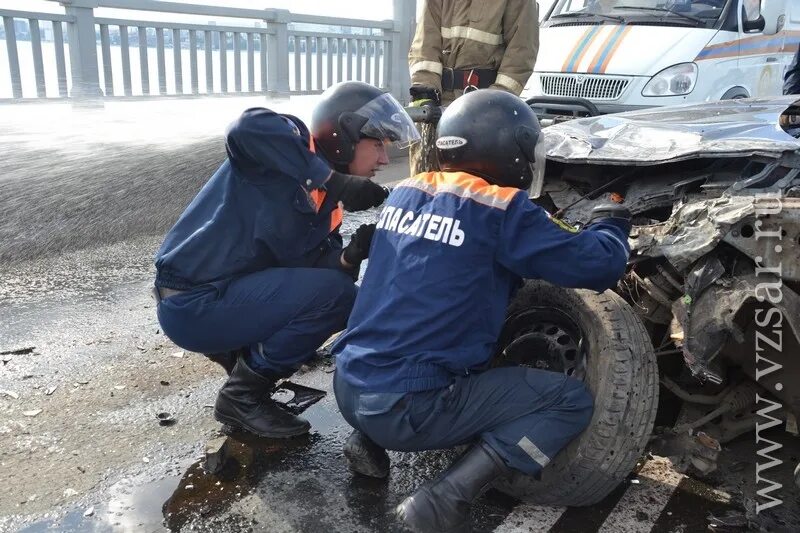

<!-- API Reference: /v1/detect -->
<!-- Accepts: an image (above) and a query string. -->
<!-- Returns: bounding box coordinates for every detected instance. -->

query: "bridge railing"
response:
[0,0,414,102]
[1,8,73,99]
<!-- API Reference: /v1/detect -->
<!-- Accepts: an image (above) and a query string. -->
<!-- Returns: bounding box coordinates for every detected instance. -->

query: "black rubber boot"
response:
[396,442,509,533]
[343,430,390,478]
[213,356,310,438]
[204,350,238,375]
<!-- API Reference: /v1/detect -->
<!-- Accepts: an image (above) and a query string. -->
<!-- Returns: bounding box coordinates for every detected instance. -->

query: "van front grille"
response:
[539,73,632,100]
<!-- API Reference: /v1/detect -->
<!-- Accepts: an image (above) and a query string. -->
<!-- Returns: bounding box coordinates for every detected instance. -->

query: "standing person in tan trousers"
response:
[407,0,540,175]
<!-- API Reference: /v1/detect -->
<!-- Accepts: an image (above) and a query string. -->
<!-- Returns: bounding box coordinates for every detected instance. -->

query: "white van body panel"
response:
[523,0,800,113]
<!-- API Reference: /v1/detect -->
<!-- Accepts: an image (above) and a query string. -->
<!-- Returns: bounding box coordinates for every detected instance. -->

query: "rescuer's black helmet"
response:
[435,89,545,190]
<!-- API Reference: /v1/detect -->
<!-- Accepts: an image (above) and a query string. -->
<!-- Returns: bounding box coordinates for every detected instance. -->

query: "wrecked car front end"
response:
[540,96,800,440]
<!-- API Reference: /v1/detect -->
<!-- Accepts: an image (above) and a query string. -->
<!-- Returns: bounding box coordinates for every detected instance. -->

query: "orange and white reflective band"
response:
[396,171,518,211]
[307,135,343,232]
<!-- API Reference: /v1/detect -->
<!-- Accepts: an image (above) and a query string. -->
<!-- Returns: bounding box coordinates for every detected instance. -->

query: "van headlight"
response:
[642,63,698,97]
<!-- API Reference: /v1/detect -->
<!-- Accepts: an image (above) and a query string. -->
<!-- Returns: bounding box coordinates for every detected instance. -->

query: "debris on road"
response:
[83,506,94,517]
[171,351,184,358]
[45,385,57,396]
[708,509,749,530]
[63,488,78,497]
[157,412,176,427]
[787,413,799,435]
[204,436,229,475]
[23,409,42,417]
[273,381,327,415]
[113,385,126,390]
[0,346,35,356]
[650,430,723,476]
[160,380,170,386]
[0,390,20,400]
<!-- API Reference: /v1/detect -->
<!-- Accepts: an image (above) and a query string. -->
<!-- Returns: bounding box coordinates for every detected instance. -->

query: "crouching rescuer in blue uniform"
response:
[332,89,632,532]
[153,81,420,438]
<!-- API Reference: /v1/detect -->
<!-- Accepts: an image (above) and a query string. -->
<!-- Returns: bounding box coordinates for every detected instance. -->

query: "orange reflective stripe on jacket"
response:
[308,136,343,232]
[397,171,518,211]
[308,189,344,231]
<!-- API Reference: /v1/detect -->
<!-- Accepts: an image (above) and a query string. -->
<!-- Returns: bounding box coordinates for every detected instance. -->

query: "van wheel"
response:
[721,87,749,100]
[491,280,659,506]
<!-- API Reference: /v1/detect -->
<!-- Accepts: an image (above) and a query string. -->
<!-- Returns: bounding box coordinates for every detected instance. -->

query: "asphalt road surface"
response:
[3,229,798,533]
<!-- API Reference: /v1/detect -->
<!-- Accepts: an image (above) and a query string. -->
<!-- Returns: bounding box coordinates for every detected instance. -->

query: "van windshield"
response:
[548,0,729,26]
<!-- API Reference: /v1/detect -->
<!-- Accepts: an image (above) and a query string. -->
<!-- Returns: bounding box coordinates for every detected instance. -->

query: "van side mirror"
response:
[743,15,766,33]
[759,0,785,35]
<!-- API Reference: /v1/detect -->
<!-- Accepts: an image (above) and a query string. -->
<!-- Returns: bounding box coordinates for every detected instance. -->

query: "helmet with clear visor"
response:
[311,81,420,168]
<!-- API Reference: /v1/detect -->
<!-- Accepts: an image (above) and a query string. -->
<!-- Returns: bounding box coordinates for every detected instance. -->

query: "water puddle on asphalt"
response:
[18,385,347,532]
[17,475,181,532]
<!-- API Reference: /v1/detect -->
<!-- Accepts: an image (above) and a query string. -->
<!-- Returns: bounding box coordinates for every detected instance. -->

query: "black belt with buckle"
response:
[441,68,497,91]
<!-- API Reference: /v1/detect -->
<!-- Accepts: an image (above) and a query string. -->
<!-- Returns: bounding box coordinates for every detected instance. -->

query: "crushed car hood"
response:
[544,96,800,165]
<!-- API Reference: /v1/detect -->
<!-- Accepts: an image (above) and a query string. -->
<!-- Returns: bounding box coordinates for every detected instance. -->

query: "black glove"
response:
[588,203,633,236]
[326,171,389,212]
[410,85,441,106]
[588,203,632,224]
[343,224,376,267]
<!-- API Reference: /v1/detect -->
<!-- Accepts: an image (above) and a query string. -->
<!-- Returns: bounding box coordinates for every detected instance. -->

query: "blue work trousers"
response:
[334,367,593,476]
[157,268,356,376]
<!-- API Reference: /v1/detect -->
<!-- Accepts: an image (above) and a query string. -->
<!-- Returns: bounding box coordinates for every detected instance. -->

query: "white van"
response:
[522,0,800,113]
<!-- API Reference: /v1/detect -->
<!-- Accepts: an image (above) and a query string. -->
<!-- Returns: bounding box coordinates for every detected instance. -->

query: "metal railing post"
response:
[265,9,290,98]
[391,0,415,103]
[60,0,102,99]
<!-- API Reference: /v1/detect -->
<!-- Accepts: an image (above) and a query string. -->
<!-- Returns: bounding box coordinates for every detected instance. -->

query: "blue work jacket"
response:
[333,171,631,393]
[155,108,345,290]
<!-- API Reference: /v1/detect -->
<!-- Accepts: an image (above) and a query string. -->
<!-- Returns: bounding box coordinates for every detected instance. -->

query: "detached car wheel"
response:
[492,280,659,506]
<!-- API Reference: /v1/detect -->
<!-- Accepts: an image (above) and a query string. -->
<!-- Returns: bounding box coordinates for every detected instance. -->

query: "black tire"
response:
[492,280,659,506]
[720,87,749,100]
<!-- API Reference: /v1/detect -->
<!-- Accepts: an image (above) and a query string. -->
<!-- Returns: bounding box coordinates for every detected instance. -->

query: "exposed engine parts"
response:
[541,138,800,437]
